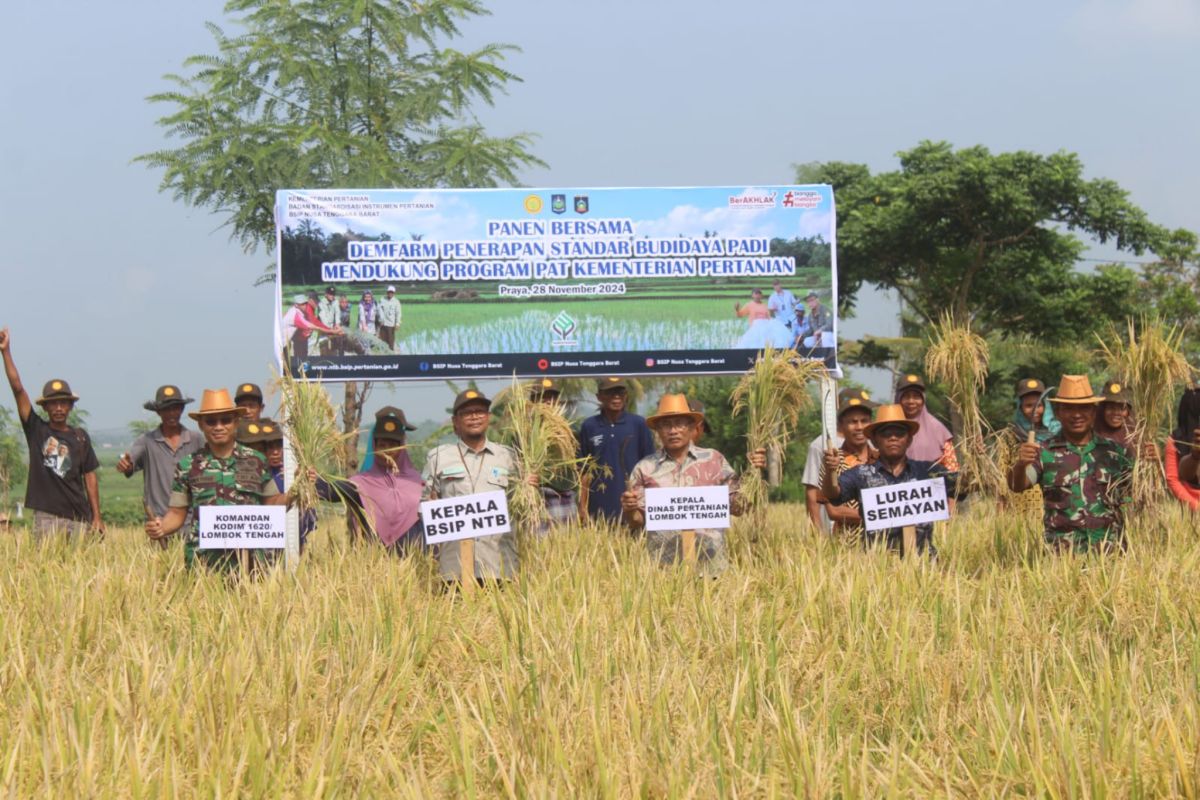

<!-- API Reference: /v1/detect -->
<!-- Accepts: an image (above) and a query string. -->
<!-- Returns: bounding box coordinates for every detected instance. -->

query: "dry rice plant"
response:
[731,347,824,518]
[1097,315,1197,503]
[275,368,353,511]
[926,313,1005,495]
[495,377,584,532]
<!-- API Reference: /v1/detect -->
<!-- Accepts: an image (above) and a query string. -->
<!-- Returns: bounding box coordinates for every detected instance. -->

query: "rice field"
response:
[3,502,1200,796]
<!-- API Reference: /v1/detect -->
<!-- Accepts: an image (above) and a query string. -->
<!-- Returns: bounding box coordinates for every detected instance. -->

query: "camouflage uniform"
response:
[1030,434,1133,550]
[168,444,279,570]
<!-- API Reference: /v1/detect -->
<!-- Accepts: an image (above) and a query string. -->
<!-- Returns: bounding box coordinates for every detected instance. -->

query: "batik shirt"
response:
[1029,434,1133,547]
[168,444,279,544]
[817,447,875,538]
[627,444,738,575]
[833,458,957,556]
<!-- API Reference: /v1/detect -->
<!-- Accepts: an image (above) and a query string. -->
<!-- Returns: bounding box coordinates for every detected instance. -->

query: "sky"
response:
[1,0,1197,431]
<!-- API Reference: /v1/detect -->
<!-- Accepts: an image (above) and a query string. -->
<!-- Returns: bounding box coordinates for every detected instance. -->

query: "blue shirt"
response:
[832,458,957,555]
[578,411,655,521]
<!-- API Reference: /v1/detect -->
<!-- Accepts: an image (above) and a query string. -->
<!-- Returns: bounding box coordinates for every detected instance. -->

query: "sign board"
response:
[644,485,731,532]
[421,490,511,545]
[860,478,949,532]
[275,185,839,381]
[198,506,286,549]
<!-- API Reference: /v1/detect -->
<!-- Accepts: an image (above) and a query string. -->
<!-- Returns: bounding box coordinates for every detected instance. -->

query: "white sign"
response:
[198,506,286,549]
[421,490,511,545]
[860,478,949,532]
[644,485,730,531]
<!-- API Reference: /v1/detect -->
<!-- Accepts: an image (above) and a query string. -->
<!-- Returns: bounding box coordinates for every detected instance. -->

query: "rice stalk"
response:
[495,376,586,533]
[731,346,824,518]
[1096,315,1197,504]
[274,367,353,512]
[925,313,1004,496]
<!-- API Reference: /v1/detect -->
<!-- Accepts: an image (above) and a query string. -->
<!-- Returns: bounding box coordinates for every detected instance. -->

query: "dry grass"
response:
[274,369,352,509]
[4,503,1200,797]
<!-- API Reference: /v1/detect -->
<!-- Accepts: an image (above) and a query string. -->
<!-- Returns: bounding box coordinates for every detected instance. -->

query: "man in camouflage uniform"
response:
[1008,375,1134,552]
[145,388,285,570]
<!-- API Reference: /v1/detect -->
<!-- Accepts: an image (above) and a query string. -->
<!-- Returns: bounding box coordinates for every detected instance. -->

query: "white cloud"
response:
[1073,0,1200,40]
[633,204,776,239]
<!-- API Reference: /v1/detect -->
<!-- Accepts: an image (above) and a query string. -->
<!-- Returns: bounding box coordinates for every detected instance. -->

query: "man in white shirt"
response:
[376,285,402,352]
[766,281,797,328]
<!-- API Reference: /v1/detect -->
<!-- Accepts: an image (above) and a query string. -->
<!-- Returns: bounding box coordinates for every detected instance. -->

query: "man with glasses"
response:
[145,388,285,570]
[577,377,654,523]
[821,403,957,557]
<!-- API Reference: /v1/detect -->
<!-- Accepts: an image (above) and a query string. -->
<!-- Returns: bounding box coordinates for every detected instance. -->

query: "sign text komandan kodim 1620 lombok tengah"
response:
[273,186,838,381]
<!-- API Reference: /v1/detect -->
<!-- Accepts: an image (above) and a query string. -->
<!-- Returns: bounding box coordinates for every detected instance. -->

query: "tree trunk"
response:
[767,442,782,488]
[341,381,370,472]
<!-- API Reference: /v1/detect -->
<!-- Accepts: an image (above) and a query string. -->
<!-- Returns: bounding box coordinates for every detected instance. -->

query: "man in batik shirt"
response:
[816,388,877,539]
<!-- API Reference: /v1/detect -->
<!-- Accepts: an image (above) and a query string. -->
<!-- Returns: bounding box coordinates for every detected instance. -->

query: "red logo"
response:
[645,358,656,368]
[537,358,549,370]
[782,190,821,209]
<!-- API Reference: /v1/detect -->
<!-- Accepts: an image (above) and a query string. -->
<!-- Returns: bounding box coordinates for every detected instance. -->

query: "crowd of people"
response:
[734,281,834,355]
[4,323,1199,582]
[281,285,405,358]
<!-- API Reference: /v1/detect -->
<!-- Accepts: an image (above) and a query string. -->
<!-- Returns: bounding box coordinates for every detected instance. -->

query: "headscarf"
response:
[350,423,423,547]
[896,387,954,462]
[1010,396,1061,442]
[1173,387,1200,461]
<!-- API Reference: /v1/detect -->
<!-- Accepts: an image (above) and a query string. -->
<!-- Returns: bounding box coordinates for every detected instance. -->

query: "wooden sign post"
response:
[458,539,475,594]
[859,478,950,558]
[421,491,510,593]
[644,486,729,568]
[680,530,698,565]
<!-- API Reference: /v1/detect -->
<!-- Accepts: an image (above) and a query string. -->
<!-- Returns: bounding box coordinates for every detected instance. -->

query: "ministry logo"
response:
[550,310,578,348]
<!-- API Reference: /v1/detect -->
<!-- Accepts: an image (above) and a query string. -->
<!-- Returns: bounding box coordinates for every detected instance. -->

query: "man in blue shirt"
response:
[578,377,655,523]
[821,403,956,557]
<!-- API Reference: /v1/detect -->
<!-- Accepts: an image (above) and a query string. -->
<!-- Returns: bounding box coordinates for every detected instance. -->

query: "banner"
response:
[860,478,950,532]
[275,186,837,381]
[644,486,731,531]
[421,490,511,545]
[198,506,286,549]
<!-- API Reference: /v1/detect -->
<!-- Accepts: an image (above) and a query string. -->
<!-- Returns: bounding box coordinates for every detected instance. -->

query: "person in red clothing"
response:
[1168,387,1200,510]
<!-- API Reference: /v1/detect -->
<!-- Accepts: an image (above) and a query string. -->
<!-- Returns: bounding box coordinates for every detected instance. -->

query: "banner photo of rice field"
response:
[274,186,837,382]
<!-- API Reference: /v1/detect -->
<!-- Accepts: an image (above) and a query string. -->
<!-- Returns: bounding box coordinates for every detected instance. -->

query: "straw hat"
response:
[646,394,704,428]
[864,404,920,438]
[35,379,79,405]
[1047,375,1101,405]
[188,388,248,420]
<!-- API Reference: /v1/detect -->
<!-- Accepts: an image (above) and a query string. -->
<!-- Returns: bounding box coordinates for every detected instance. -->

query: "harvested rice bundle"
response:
[275,368,353,511]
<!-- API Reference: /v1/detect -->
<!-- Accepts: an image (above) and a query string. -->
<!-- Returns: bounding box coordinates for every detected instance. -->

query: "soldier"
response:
[234,383,266,421]
[117,385,204,519]
[0,327,103,538]
[423,390,529,583]
[145,388,286,570]
[1008,375,1134,552]
[577,377,655,523]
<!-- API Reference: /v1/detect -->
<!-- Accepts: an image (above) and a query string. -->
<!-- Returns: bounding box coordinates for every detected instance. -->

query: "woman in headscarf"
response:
[310,406,425,553]
[358,290,376,334]
[998,378,1058,516]
[894,373,958,470]
[1167,386,1200,511]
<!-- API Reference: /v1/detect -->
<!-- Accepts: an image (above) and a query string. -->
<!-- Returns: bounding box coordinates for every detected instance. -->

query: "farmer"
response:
[530,378,577,531]
[234,383,266,421]
[800,291,833,350]
[1008,375,1134,552]
[895,373,958,469]
[801,387,872,534]
[237,417,316,550]
[1169,387,1200,509]
[117,385,204,519]
[998,378,1058,518]
[0,327,103,538]
[620,394,765,575]
[376,285,402,351]
[733,288,770,324]
[423,390,527,583]
[145,388,285,570]
[303,407,421,552]
[577,377,655,523]
[281,294,340,361]
[816,388,878,538]
[822,403,958,557]
[317,286,338,355]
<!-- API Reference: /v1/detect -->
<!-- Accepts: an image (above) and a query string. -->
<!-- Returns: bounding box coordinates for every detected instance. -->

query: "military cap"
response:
[452,389,492,414]
[837,387,877,418]
[143,384,193,412]
[375,405,417,441]
[1015,378,1046,398]
[237,417,283,445]
[896,373,927,393]
[688,398,713,434]
[234,383,264,403]
[35,379,79,406]
[1100,378,1132,405]
[597,376,629,392]
[530,377,561,400]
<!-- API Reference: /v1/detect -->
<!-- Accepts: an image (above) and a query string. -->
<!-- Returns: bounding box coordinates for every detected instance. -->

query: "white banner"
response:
[860,478,949,532]
[421,490,511,545]
[644,485,730,532]
[198,506,286,549]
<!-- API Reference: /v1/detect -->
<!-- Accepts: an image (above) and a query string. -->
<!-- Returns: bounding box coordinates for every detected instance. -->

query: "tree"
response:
[0,406,26,510]
[797,142,1164,341]
[129,418,159,438]
[138,0,545,467]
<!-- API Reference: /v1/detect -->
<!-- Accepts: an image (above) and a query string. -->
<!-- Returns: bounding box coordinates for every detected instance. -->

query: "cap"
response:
[896,373,927,393]
[452,389,492,414]
[1100,378,1132,405]
[1016,378,1046,398]
[374,405,418,439]
[386,285,397,293]
[293,293,307,304]
[804,291,820,300]
[35,379,79,406]
[143,384,193,412]
[597,376,629,392]
[236,417,283,445]
[688,398,712,433]
[530,377,561,400]
[234,383,264,403]
[837,387,876,418]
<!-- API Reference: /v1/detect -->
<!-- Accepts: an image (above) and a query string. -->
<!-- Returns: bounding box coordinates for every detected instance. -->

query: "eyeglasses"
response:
[201,415,237,427]
[874,426,909,440]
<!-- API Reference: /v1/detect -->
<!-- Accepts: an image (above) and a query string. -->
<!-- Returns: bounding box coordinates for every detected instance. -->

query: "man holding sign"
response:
[821,404,957,557]
[423,389,522,584]
[621,394,765,575]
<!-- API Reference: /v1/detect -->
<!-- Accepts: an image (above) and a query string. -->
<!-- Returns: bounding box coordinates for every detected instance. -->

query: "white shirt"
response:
[802,433,843,533]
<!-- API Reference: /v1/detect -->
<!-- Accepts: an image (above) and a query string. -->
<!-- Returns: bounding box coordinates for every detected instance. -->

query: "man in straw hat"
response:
[0,327,103,538]
[305,406,424,553]
[620,394,765,575]
[1009,375,1134,552]
[145,388,285,570]
[817,388,878,538]
[423,389,530,583]
[822,403,958,556]
[117,385,203,520]
[578,377,655,524]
